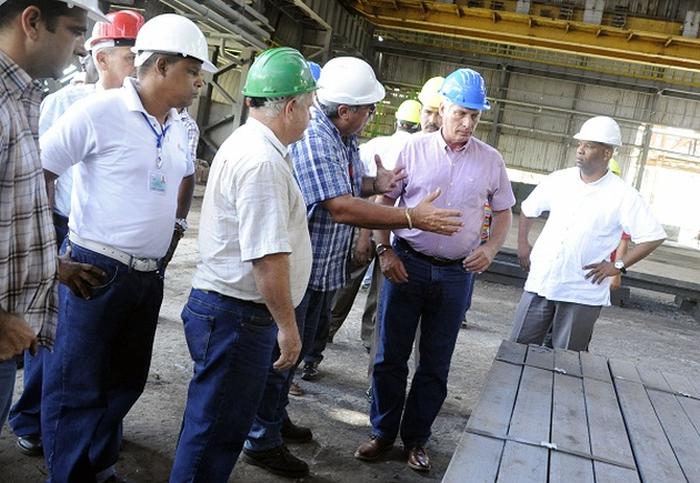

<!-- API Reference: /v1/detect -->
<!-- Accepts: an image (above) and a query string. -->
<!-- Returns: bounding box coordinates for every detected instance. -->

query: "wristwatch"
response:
[375,243,390,257]
[175,218,189,232]
[614,259,626,274]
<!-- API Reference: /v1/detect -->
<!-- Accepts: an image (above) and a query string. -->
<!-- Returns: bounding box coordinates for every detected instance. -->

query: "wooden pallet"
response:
[443,341,700,482]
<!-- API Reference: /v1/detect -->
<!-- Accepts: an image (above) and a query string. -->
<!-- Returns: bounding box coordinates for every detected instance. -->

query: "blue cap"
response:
[439,68,490,111]
[308,61,322,82]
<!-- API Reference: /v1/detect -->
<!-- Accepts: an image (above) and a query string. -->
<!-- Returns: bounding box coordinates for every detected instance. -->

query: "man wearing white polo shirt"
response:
[39,14,216,482]
[512,116,666,351]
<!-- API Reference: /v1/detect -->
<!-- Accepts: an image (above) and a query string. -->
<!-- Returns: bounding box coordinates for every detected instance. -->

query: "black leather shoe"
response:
[300,361,320,381]
[281,417,313,444]
[16,434,43,456]
[243,445,309,478]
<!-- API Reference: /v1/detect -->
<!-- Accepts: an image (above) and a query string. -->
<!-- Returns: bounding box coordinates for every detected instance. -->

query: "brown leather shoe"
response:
[354,436,394,461]
[406,446,431,472]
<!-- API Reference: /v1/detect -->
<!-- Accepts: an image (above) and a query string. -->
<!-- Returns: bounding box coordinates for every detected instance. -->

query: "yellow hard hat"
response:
[395,100,422,124]
[609,158,622,176]
[418,76,445,110]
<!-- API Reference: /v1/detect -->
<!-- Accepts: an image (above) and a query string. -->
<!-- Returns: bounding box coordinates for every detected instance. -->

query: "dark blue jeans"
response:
[302,288,336,365]
[41,243,163,483]
[0,359,16,436]
[9,215,71,439]
[370,244,475,447]
[245,287,332,452]
[8,347,47,438]
[170,289,278,483]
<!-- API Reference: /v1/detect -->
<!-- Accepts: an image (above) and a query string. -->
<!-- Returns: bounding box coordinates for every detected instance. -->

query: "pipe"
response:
[204,0,272,43]
[159,0,268,50]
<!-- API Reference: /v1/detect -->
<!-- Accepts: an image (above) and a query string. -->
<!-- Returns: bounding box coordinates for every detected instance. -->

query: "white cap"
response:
[131,14,217,73]
[574,116,622,147]
[316,56,385,105]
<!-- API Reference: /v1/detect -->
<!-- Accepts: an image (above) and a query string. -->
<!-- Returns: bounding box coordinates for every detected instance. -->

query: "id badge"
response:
[148,170,167,195]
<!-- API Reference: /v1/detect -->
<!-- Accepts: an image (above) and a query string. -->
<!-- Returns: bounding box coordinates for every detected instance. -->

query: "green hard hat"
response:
[242,47,317,98]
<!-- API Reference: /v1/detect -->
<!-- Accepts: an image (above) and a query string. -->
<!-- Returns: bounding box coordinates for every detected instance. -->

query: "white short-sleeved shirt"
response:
[359,130,412,177]
[191,117,312,306]
[41,78,195,259]
[39,83,98,217]
[522,167,666,306]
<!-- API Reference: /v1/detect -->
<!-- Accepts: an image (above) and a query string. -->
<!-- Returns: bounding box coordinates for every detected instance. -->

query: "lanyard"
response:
[141,112,170,169]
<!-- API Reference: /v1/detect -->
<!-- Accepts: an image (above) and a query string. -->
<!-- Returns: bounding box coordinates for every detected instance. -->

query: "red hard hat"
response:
[86,10,145,50]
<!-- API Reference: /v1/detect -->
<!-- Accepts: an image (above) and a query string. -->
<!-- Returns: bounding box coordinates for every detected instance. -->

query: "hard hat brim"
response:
[133,50,217,73]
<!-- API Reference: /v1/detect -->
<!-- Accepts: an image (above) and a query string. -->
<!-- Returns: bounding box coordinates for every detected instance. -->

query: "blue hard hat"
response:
[308,61,322,82]
[439,68,491,111]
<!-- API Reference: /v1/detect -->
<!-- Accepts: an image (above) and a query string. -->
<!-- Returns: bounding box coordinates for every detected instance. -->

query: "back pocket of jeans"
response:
[182,305,215,365]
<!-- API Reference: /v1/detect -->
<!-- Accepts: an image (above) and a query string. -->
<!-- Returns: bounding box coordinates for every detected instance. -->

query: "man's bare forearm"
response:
[176,175,195,219]
[621,239,664,269]
[518,214,535,247]
[44,169,59,209]
[483,209,512,254]
[251,253,297,331]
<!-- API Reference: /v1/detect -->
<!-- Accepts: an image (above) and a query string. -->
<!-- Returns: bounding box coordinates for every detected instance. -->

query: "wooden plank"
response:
[663,372,700,399]
[580,351,612,383]
[497,366,552,483]
[637,366,673,392]
[495,339,527,365]
[549,373,594,483]
[612,376,687,482]
[583,378,639,482]
[678,397,700,437]
[554,348,582,377]
[444,355,523,482]
[647,389,700,481]
[442,433,503,483]
[524,344,554,370]
[609,358,642,383]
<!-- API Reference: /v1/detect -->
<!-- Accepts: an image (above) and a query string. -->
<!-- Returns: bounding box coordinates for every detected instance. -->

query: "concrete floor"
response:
[1,192,699,482]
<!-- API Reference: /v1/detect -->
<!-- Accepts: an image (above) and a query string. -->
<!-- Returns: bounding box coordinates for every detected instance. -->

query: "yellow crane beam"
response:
[350,0,700,71]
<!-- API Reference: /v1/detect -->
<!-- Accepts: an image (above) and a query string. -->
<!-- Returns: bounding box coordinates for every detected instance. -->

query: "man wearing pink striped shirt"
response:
[355,68,515,472]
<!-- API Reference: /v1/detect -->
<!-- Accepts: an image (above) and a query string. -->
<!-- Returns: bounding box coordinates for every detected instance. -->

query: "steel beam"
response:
[351,0,700,71]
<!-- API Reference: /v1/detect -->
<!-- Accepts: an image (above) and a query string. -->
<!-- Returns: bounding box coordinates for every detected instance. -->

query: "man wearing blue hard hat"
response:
[356,68,515,472]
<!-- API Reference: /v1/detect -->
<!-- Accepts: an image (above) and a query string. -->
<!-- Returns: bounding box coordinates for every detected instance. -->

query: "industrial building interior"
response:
[77,0,700,249]
[3,1,699,482]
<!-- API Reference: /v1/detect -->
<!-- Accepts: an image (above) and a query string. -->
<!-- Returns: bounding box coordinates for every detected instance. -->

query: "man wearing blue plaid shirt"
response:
[243,56,464,478]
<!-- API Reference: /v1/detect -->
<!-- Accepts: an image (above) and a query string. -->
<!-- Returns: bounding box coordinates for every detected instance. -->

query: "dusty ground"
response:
[2,193,699,482]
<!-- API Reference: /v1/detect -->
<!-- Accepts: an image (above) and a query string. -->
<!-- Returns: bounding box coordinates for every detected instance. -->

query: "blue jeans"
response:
[0,359,17,436]
[370,243,475,447]
[303,288,337,365]
[9,347,48,438]
[170,289,278,483]
[9,217,70,439]
[41,243,163,483]
[245,287,332,452]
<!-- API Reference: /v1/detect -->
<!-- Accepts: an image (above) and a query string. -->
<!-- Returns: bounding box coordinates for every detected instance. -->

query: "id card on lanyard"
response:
[142,112,170,195]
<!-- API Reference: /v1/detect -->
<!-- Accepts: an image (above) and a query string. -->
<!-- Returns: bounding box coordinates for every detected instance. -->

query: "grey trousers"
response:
[510,291,602,351]
[328,258,376,348]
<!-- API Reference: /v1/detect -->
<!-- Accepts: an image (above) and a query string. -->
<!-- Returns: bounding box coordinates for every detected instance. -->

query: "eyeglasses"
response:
[350,103,376,115]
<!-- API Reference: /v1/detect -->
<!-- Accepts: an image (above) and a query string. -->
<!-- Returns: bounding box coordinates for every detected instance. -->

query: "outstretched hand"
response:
[411,188,463,235]
[373,154,407,194]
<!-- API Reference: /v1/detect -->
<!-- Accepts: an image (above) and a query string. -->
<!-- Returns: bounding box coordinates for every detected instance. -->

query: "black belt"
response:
[52,211,68,227]
[395,238,464,267]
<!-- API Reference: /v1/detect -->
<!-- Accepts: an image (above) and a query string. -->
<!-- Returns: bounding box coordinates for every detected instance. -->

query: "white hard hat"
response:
[132,14,217,73]
[574,116,622,147]
[316,56,385,105]
[58,0,110,22]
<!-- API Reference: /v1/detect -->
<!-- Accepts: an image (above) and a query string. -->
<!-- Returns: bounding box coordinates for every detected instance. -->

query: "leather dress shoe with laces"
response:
[243,445,309,478]
[281,416,313,444]
[406,446,431,472]
[16,434,43,456]
[354,436,394,461]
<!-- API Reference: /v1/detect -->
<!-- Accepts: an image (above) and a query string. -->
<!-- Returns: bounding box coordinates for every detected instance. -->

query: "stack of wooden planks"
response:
[443,340,700,482]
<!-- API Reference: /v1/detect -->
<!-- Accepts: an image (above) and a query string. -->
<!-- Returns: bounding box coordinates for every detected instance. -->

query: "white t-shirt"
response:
[39,83,97,217]
[359,130,412,177]
[41,78,195,259]
[522,167,666,306]
[191,117,312,307]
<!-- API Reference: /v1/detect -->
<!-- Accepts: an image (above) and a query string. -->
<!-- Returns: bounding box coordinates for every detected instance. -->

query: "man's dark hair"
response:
[0,0,75,31]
